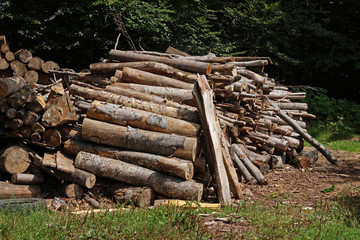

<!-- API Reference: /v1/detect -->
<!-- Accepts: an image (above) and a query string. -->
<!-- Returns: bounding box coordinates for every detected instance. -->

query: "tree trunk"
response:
[111,82,196,106]
[65,183,83,199]
[28,57,43,71]
[10,60,27,77]
[0,182,41,198]
[87,101,200,137]
[193,75,231,205]
[0,58,9,70]
[109,50,212,75]
[6,92,26,108]
[63,138,194,180]
[0,76,27,100]
[75,151,203,201]
[15,49,33,64]
[0,145,31,174]
[122,67,193,90]
[82,118,197,161]
[69,84,199,123]
[11,173,44,185]
[24,70,39,84]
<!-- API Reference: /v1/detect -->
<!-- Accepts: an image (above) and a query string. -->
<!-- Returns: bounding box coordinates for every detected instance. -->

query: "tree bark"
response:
[82,118,197,161]
[0,182,41,198]
[109,50,212,75]
[232,153,257,185]
[87,101,200,137]
[193,75,231,205]
[69,84,199,123]
[0,76,27,100]
[0,145,31,174]
[75,151,203,201]
[63,138,194,180]
[11,173,44,185]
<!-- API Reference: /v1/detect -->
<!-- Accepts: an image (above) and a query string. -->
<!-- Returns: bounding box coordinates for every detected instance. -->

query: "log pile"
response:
[0,36,337,207]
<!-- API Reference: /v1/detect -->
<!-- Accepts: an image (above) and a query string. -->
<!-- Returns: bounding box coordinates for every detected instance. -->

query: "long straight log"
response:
[75,151,203,201]
[111,82,195,106]
[122,67,193,90]
[82,118,197,161]
[0,182,41,198]
[63,139,194,180]
[11,173,44,185]
[69,84,199,123]
[267,98,338,165]
[109,50,212,75]
[232,153,257,185]
[0,76,27,100]
[87,101,200,137]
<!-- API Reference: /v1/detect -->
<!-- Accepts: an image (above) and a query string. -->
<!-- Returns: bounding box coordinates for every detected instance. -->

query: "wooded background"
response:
[0,0,359,102]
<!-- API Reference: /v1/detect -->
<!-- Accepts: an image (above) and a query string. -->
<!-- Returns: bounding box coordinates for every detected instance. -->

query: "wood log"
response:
[75,151,203,201]
[10,60,27,77]
[42,83,77,127]
[64,168,96,189]
[16,108,26,119]
[109,50,212,74]
[0,182,41,198]
[0,76,27,100]
[31,122,45,133]
[23,111,39,126]
[87,101,200,137]
[11,173,44,185]
[5,108,17,119]
[0,145,31,174]
[65,183,83,199]
[30,132,41,142]
[112,185,155,208]
[63,139,194,180]
[69,84,199,123]
[1,43,9,53]
[165,46,191,56]
[0,58,9,70]
[0,100,9,113]
[0,35,5,45]
[9,119,23,129]
[41,61,59,73]
[28,57,43,71]
[211,63,235,73]
[193,75,231,205]
[24,70,39,85]
[15,49,33,64]
[84,195,102,209]
[82,118,197,161]
[232,60,268,67]
[111,82,195,106]
[20,126,32,138]
[122,67,193,90]
[237,68,265,84]
[43,129,62,147]
[26,95,46,112]
[6,92,26,108]
[232,152,257,185]
[20,85,37,103]
[273,102,308,111]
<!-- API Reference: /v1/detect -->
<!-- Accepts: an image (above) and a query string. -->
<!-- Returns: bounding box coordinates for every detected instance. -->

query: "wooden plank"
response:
[42,153,56,168]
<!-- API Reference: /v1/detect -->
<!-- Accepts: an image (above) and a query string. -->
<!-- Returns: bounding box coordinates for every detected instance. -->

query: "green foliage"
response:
[322,185,336,194]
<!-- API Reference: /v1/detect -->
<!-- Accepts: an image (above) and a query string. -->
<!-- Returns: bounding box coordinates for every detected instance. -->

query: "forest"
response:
[1,0,360,134]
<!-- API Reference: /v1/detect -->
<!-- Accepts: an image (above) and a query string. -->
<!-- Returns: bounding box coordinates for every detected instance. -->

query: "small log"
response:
[11,173,44,185]
[0,182,41,198]
[0,145,31,174]
[30,132,41,142]
[20,85,37,103]
[211,63,235,73]
[6,92,26,108]
[24,70,39,85]
[23,111,39,126]
[0,76,27,100]
[20,126,32,138]
[43,129,62,147]
[82,118,197,161]
[1,43,9,53]
[232,153,257,185]
[237,68,265,85]
[10,60,27,77]
[75,151,203,201]
[41,61,59,73]
[69,84,199,123]
[56,151,75,174]
[31,122,46,133]
[122,67,193,90]
[65,183,83,199]
[84,196,102,209]
[15,49,33,63]
[26,95,46,112]
[63,139,194,180]
[5,108,17,119]
[193,75,231,205]
[109,50,212,75]
[87,101,200,137]
[5,51,15,62]
[28,57,43,71]
[9,119,23,129]
[113,186,156,208]
[0,59,9,70]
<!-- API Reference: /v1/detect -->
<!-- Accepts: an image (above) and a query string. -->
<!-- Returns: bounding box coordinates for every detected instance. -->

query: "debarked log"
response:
[0,182,41,198]
[82,118,198,161]
[75,151,203,201]
[0,76,27,100]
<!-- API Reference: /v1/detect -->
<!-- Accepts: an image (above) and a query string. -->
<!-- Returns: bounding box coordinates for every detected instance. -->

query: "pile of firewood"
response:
[0,35,338,207]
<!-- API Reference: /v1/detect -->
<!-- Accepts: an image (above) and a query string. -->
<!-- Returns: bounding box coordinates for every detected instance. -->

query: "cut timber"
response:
[237,68,265,84]
[109,50,212,74]
[232,144,267,185]
[15,49,33,64]
[10,60,27,77]
[166,46,191,56]
[30,132,41,142]
[0,182,41,198]
[56,151,75,174]
[113,186,155,208]
[63,139,194,180]
[65,183,83,199]
[75,151,203,201]
[24,70,39,84]
[28,57,43,71]
[42,83,77,127]
[267,98,338,165]
[41,61,59,73]
[82,118,197,161]
[26,95,46,112]
[20,85,37,103]
[0,58,9,70]
[5,108,16,119]
[31,122,45,133]
[0,145,31,174]
[232,153,257,185]
[193,75,231,205]
[43,129,62,147]
[1,43,9,53]
[87,101,200,137]
[111,82,195,106]
[154,199,220,209]
[42,153,57,168]
[0,76,27,100]
[11,173,44,185]
[23,111,39,126]
[122,67,193,90]
[69,84,199,123]
[6,92,26,108]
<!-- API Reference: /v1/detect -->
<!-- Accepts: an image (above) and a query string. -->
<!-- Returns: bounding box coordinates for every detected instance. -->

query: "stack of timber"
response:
[0,35,337,207]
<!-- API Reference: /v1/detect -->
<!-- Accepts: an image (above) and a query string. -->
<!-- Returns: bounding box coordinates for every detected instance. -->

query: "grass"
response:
[1,190,360,239]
